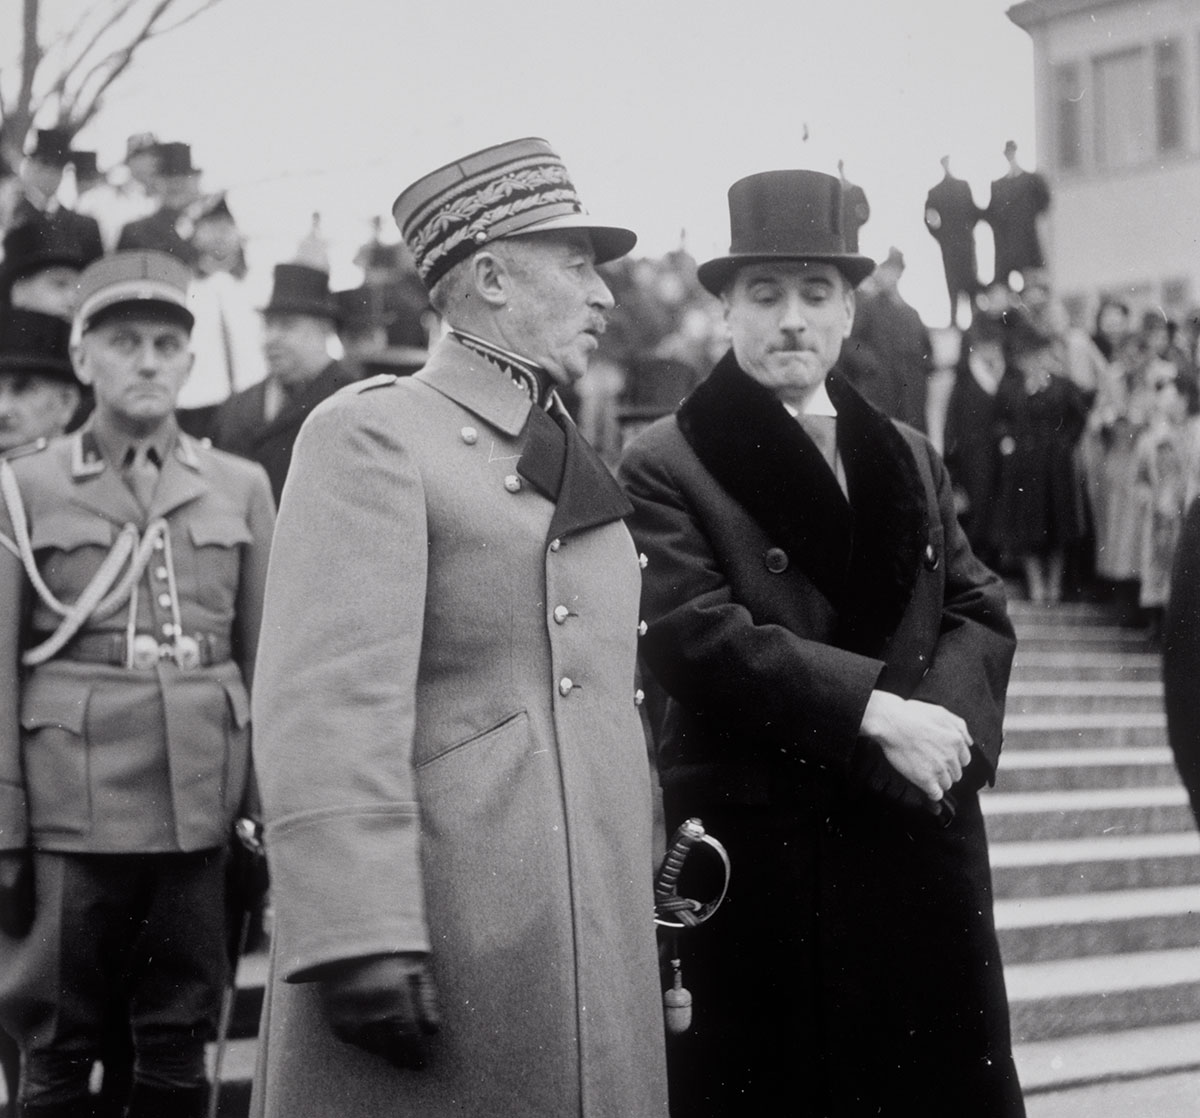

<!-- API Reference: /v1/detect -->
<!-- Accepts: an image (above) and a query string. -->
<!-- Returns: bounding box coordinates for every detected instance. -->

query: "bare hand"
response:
[858,691,973,802]
[319,952,440,1069]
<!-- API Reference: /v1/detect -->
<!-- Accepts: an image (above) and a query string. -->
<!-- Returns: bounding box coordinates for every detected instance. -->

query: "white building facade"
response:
[1008,0,1200,326]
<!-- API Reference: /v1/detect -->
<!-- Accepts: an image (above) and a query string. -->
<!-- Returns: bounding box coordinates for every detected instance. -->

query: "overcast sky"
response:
[9,0,1036,322]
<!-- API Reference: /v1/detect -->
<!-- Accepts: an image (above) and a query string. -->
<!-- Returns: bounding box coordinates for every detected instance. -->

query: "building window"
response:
[1154,39,1183,153]
[1054,61,1085,170]
[1094,47,1151,169]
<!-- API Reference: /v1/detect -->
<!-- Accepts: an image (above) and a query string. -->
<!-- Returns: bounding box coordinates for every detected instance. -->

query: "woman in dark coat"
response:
[992,318,1089,601]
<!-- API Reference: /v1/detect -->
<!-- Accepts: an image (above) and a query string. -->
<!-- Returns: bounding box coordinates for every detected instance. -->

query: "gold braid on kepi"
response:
[391,137,636,290]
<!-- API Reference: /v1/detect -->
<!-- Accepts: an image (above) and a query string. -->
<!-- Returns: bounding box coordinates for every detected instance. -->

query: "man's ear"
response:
[842,286,856,337]
[470,250,510,309]
[70,339,93,386]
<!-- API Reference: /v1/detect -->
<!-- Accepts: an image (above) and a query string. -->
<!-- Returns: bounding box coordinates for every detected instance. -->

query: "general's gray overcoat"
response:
[250,336,669,1118]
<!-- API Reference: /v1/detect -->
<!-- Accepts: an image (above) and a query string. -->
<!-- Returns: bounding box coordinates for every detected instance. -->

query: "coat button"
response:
[553,605,570,624]
[460,426,478,445]
[924,542,940,571]
[559,677,574,696]
[765,547,789,574]
[153,537,165,551]
[161,622,176,637]
[157,593,172,608]
[154,565,168,580]
[637,620,648,636]
[638,552,649,569]
[504,475,522,493]
[549,538,561,552]
[634,689,645,707]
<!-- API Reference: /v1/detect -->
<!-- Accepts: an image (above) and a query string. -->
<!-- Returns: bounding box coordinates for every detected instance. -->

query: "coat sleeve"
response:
[909,439,1015,782]
[0,508,27,851]
[1164,496,1200,828]
[232,464,275,690]
[252,392,430,981]
[619,430,885,769]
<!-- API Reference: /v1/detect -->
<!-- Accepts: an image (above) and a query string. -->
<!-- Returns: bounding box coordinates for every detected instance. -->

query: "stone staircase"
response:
[986,600,1200,1096]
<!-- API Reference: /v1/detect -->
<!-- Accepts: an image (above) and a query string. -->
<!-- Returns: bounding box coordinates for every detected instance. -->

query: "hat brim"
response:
[506,215,637,265]
[260,300,340,325]
[84,299,194,335]
[0,355,78,384]
[696,252,876,295]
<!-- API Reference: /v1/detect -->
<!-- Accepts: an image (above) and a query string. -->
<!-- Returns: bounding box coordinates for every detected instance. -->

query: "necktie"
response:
[123,447,160,510]
[799,414,838,475]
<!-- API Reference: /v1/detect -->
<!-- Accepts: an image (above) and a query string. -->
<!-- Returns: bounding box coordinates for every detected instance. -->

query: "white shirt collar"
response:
[782,377,838,419]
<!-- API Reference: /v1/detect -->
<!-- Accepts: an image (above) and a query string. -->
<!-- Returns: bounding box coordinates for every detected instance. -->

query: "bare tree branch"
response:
[144,0,225,40]
[42,0,142,102]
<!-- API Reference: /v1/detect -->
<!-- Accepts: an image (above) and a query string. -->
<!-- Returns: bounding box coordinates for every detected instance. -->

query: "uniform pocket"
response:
[187,516,253,611]
[20,673,92,836]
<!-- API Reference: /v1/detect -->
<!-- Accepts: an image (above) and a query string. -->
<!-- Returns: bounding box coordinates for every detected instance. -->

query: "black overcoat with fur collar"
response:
[619,352,1024,1116]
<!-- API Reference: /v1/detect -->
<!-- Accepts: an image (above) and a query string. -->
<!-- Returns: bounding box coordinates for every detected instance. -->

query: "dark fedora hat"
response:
[697,169,875,295]
[153,141,200,177]
[0,218,92,289]
[25,127,73,168]
[0,308,77,384]
[392,136,636,290]
[261,263,338,322]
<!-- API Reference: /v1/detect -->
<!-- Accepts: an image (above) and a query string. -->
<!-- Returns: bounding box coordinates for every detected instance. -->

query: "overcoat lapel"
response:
[677,350,928,656]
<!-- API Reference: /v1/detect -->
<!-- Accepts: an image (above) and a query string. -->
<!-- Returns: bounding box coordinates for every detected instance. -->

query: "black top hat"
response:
[26,128,73,168]
[262,264,338,322]
[154,142,200,177]
[0,218,92,288]
[697,169,875,295]
[71,151,100,182]
[333,286,382,332]
[0,309,77,384]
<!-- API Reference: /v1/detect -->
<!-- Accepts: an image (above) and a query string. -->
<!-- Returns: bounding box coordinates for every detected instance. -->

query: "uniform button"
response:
[634,689,645,707]
[553,605,570,624]
[504,474,522,493]
[157,593,172,608]
[558,677,574,697]
[637,620,648,636]
[153,538,165,551]
[161,622,176,637]
[154,565,168,580]
[549,538,561,552]
[764,547,789,574]
[460,426,478,445]
[638,552,649,569]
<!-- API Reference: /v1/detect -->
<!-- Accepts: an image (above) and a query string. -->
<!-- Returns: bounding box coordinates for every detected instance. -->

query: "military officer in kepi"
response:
[0,250,275,1118]
[249,137,669,1118]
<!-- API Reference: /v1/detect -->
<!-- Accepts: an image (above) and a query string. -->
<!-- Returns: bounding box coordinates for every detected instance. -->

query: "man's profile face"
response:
[73,314,192,431]
[0,371,78,454]
[10,267,81,321]
[722,261,854,402]
[494,231,615,386]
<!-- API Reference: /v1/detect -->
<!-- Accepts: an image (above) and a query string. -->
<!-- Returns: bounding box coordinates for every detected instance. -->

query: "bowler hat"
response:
[261,263,338,322]
[0,309,76,384]
[0,219,92,289]
[154,142,200,177]
[25,128,72,168]
[75,250,194,335]
[697,169,875,295]
[392,136,636,290]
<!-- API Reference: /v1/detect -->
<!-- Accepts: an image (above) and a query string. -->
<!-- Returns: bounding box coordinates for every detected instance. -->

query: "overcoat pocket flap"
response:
[20,674,91,734]
[189,517,253,548]
[30,514,113,552]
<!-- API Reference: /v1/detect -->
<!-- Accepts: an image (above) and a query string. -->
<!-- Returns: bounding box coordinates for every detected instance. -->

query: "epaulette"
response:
[0,436,50,461]
[348,374,400,393]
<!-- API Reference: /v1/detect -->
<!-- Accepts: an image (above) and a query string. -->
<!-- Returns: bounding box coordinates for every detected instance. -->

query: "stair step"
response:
[1007,602,1119,624]
[1005,947,1200,1042]
[982,786,1193,841]
[1015,627,1153,653]
[996,747,1179,791]
[990,832,1200,896]
[1010,657,1161,683]
[995,885,1200,962]
[1003,711,1167,750]
[206,1036,256,1118]
[1014,1020,1200,1093]
[1006,680,1164,715]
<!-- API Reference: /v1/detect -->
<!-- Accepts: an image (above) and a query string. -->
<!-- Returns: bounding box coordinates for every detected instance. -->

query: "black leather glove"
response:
[0,848,34,938]
[318,952,440,1070]
[849,740,956,826]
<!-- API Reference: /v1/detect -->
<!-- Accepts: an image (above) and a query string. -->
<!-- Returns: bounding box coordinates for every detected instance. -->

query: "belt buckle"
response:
[174,635,201,671]
[130,633,160,670]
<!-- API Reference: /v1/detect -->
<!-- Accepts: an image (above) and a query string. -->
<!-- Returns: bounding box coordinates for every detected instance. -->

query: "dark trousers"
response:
[1,849,226,1111]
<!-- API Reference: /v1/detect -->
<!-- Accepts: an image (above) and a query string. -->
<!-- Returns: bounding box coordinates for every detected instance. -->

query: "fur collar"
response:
[677,349,928,656]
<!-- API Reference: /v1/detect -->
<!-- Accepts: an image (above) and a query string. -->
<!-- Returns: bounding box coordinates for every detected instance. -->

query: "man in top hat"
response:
[0,250,275,1118]
[0,129,103,267]
[116,142,202,266]
[618,169,1023,1116]
[0,310,80,458]
[0,218,94,324]
[211,262,352,500]
[248,137,668,1118]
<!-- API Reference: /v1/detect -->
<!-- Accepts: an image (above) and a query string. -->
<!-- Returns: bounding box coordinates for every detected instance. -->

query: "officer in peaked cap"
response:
[0,250,275,1117]
[249,137,668,1118]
